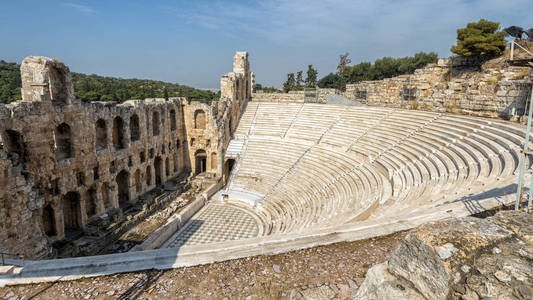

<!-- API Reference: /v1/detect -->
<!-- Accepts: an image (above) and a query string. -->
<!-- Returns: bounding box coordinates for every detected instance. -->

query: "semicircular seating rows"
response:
[225,102,532,235]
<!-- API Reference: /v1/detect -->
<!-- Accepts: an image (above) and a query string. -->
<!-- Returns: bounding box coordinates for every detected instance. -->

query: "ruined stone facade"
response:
[0,52,251,259]
[345,57,532,118]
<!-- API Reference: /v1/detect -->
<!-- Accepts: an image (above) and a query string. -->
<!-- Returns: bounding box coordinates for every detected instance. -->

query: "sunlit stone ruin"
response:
[0,51,532,296]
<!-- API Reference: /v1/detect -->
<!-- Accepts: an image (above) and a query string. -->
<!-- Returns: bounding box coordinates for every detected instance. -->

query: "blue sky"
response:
[1,0,532,89]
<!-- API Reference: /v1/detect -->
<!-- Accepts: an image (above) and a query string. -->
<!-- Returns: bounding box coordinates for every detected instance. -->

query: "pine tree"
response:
[283,73,296,92]
[450,19,507,57]
[305,65,318,88]
[296,71,304,88]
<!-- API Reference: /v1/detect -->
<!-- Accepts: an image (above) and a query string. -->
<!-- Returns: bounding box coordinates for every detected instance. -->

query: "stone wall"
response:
[0,52,251,259]
[345,57,532,118]
[251,88,341,103]
[252,91,305,103]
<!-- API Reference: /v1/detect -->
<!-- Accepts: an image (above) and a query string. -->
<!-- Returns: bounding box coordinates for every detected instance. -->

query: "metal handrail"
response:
[0,252,25,267]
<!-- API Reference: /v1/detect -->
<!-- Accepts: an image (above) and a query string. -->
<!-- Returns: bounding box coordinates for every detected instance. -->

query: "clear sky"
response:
[1,0,532,89]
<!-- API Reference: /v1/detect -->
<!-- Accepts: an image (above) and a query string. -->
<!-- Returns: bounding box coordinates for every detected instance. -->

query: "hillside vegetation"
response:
[0,60,219,104]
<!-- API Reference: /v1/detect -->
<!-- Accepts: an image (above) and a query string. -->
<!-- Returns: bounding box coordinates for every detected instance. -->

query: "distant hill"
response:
[0,60,219,104]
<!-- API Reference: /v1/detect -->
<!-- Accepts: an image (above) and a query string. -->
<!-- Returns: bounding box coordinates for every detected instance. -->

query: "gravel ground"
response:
[0,231,407,300]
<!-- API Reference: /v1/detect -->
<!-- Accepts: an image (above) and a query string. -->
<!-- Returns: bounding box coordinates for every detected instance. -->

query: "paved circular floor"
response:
[164,203,260,248]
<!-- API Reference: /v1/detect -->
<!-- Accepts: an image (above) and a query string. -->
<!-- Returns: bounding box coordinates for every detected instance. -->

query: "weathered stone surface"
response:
[344,56,532,118]
[355,211,533,300]
[387,216,512,300]
[0,52,251,259]
[353,263,424,300]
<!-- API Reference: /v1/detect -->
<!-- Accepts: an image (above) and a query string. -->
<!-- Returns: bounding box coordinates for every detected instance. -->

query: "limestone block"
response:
[386,217,513,300]
[353,263,424,300]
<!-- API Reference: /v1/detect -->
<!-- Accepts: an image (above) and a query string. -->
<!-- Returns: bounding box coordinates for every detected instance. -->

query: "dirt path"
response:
[0,231,407,299]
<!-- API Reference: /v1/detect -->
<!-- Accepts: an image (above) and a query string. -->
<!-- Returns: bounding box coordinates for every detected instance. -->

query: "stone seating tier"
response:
[225,103,527,234]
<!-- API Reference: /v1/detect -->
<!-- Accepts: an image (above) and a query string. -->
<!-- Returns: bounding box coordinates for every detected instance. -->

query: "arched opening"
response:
[86,188,97,217]
[42,204,56,237]
[170,109,176,131]
[112,116,126,150]
[130,114,140,142]
[146,165,152,186]
[95,119,107,150]
[62,191,81,231]
[194,110,206,129]
[152,111,160,136]
[102,183,112,210]
[49,65,69,106]
[135,169,142,194]
[224,159,235,184]
[2,129,26,162]
[173,153,179,173]
[165,157,170,176]
[116,170,130,207]
[211,152,217,171]
[154,156,163,185]
[195,150,207,175]
[54,123,73,160]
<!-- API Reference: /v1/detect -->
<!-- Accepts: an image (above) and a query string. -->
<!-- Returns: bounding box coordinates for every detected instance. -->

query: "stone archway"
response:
[2,129,26,163]
[42,204,56,237]
[95,119,107,150]
[54,123,73,160]
[154,156,163,185]
[130,114,140,141]
[113,116,126,150]
[195,149,207,175]
[116,170,130,207]
[62,191,82,231]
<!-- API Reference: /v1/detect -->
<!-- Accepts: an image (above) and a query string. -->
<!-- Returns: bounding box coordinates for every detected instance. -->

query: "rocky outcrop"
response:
[354,210,533,300]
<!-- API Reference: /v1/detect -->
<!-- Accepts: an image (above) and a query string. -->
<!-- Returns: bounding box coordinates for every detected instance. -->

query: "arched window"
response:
[2,129,26,162]
[170,109,177,131]
[54,123,73,160]
[154,156,162,185]
[62,191,81,230]
[49,65,69,106]
[146,165,152,186]
[101,182,112,210]
[194,149,207,174]
[95,119,107,150]
[42,204,56,236]
[86,188,97,217]
[194,110,206,129]
[165,157,170,176]
[112,117,126,150]
[152,111,160,136]
[135,169,142,193]
[116,170,130,207]
[130,114,140,142]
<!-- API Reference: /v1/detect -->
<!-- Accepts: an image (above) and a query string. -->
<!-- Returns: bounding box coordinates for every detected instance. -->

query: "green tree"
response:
[341,52,438,83]
[317,73,347,91]
[342,62,373,83]
[283,73,296,92]
[450,19,507,57]
[305,65,318,88]
[296,71,304,89]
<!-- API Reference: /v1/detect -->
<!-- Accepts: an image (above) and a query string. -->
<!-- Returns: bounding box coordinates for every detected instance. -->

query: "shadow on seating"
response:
[436,183,519,215]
